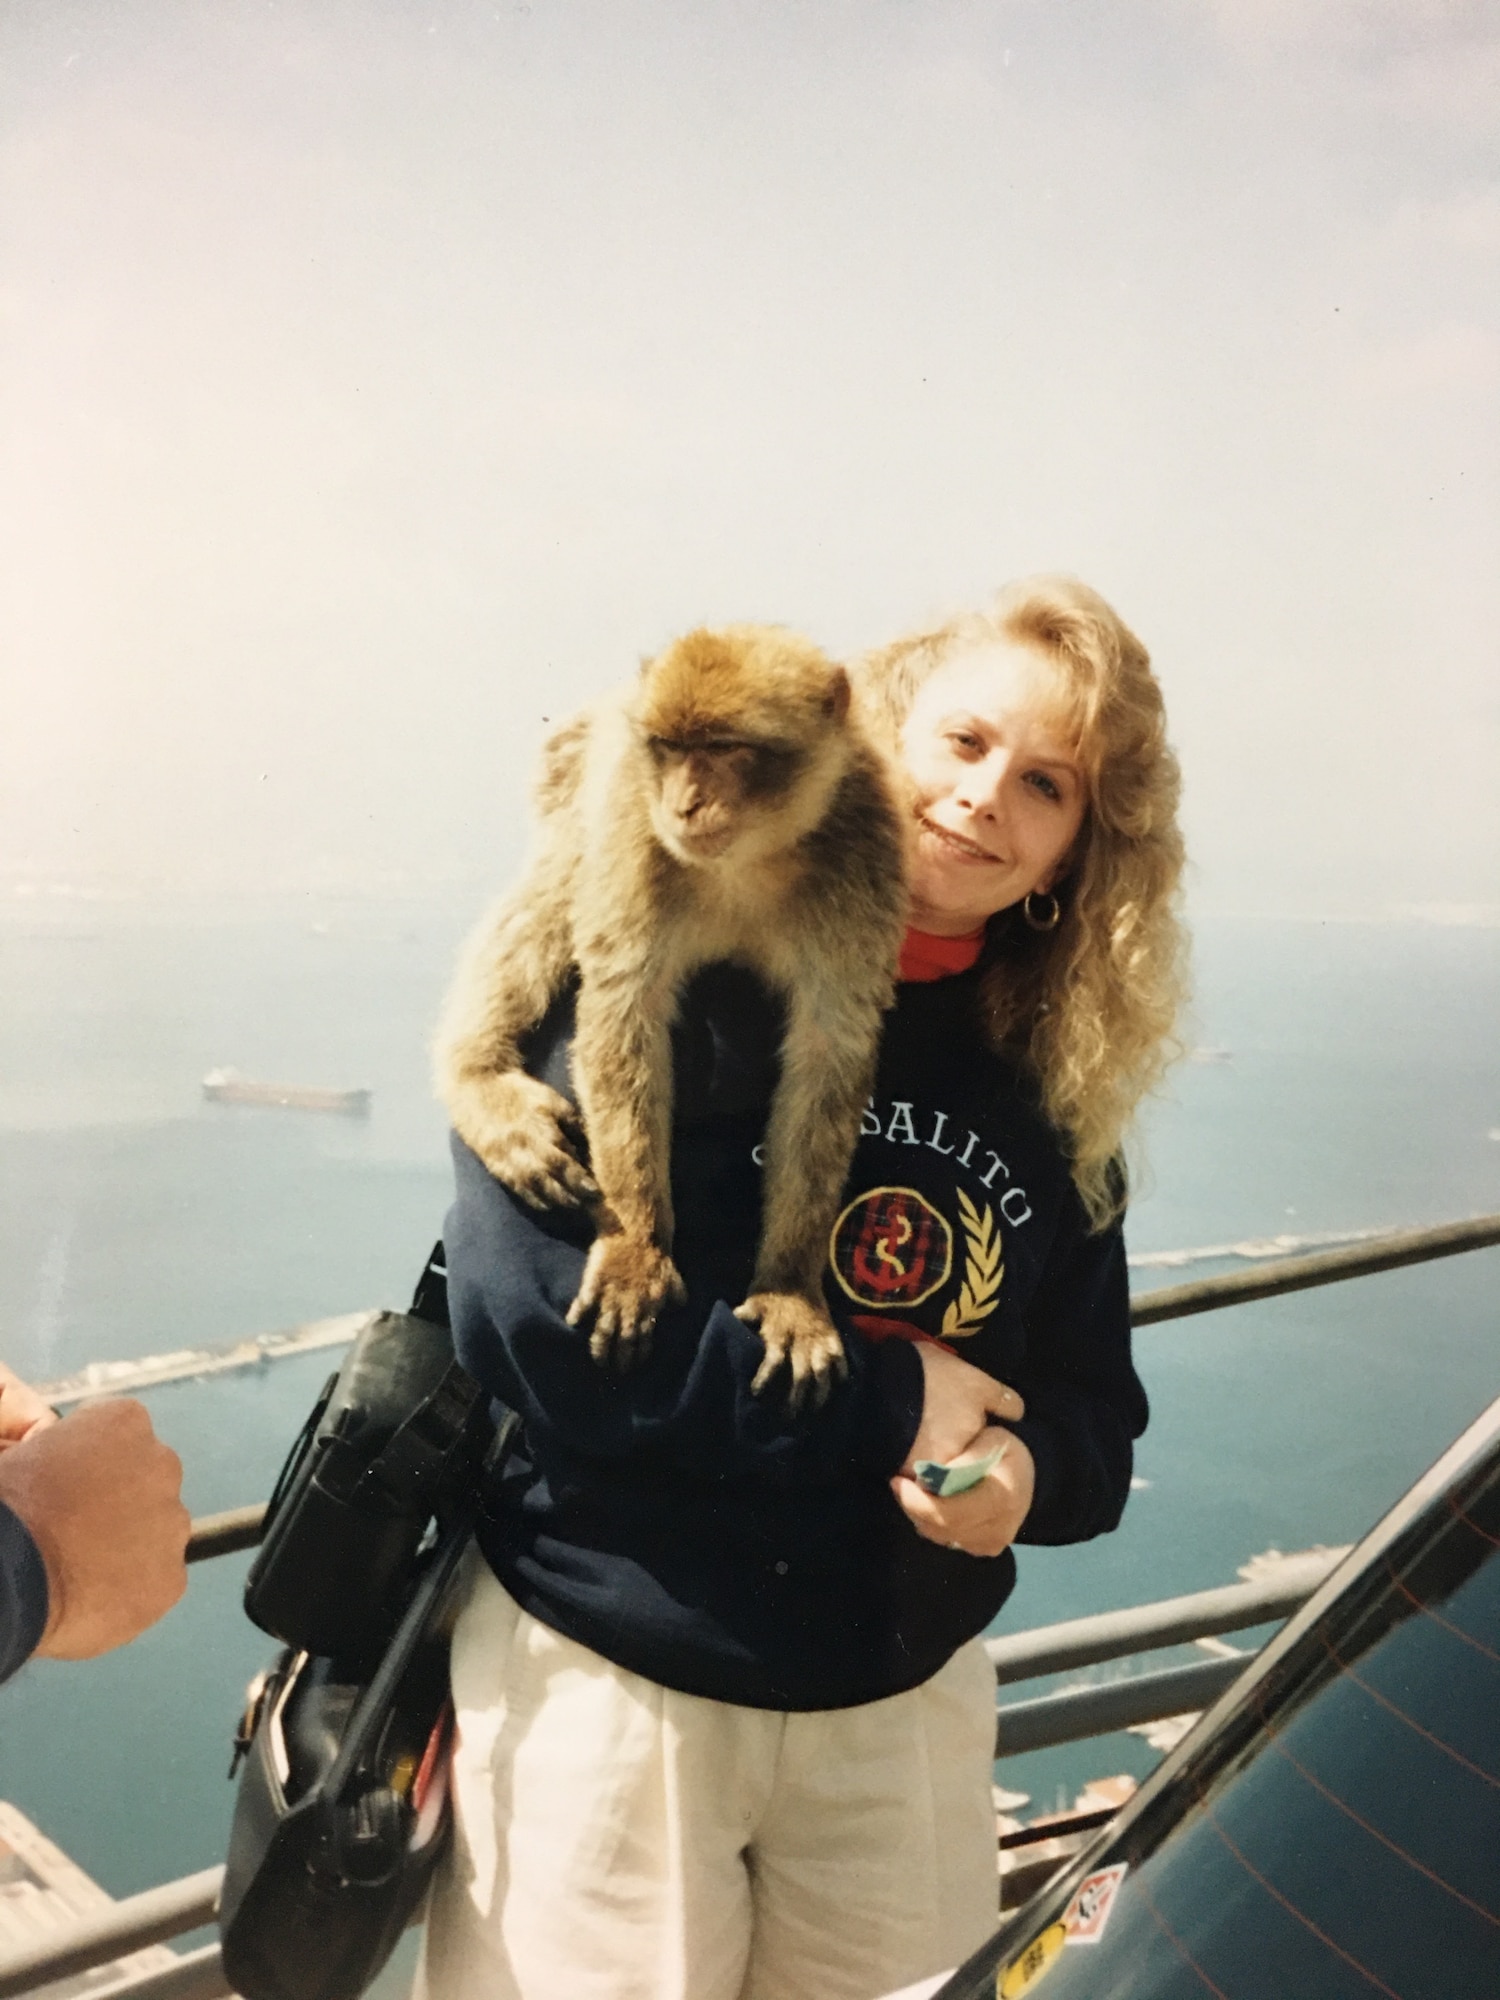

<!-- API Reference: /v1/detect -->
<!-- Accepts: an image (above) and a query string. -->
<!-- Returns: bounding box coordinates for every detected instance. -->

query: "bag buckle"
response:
[228,1666,275,1781]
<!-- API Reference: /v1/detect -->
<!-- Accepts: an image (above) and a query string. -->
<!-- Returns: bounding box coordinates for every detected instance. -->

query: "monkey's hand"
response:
[453,1072,600,1211]
[566,1232,686,1367]
[736,1293,848,1412]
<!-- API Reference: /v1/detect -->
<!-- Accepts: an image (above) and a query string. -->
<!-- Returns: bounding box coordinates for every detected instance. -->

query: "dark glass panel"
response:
[941,1443,1500,2000]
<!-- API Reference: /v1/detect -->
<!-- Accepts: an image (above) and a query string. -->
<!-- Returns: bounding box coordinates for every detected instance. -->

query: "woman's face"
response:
[899,640,1088,936]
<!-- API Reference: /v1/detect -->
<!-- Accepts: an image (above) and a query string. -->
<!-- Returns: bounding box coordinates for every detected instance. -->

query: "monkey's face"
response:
[633,625,849,865]
[645,737,799,864]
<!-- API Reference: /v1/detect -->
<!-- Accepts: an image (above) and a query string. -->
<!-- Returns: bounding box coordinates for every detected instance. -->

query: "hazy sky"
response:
[2,0,1496,914]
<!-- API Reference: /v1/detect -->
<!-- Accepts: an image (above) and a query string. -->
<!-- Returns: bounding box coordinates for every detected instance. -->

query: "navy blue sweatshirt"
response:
[446,963,1147,1711]
[0,1502,48,1684]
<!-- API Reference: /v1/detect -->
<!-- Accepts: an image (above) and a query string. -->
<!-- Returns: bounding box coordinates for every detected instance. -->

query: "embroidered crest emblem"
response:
[940,1187,1005,1339]
[830,1187,953,1309]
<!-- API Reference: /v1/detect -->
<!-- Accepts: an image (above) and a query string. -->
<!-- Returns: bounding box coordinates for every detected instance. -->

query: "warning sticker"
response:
[997,1922,1066,1997]
[1062,1862,1130,1946]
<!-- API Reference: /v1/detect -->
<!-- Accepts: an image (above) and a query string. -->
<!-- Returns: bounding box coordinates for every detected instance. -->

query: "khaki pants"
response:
[417,1565,999,2000]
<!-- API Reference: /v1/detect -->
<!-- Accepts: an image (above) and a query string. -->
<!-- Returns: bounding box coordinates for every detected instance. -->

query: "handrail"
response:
[0,1660,1253,1995]
[1129,1211,1500,1325]
[2,1215,1487,2000]
[0,1549,1389,1996]
[8,1553,1326,1993]
[181,1214,1500,1566]
[995,1653,1246,1756]
[185,1505,266,1565]
[984,1548,1344,1684]
[0,1870,223,2000]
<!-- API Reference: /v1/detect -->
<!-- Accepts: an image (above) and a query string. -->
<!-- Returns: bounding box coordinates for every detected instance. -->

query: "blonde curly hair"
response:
[858,575,1189,1227]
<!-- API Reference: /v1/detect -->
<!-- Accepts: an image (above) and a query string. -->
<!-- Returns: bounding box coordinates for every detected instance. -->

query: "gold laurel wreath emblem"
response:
[940,1188,1004,1339]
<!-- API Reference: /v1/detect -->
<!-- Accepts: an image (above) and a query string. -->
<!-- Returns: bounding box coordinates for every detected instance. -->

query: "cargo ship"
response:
[200,1068,371,1116]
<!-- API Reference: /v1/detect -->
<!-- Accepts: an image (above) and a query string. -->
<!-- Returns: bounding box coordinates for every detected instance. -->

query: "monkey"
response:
[435,624,908,1407]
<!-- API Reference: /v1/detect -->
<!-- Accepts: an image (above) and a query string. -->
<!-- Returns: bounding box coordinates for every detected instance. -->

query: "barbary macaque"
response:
[436,624,907,1405]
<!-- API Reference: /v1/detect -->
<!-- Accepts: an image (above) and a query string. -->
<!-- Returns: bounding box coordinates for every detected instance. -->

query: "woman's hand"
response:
[892,1423,1036,1557]
[903,1341,1024,1470]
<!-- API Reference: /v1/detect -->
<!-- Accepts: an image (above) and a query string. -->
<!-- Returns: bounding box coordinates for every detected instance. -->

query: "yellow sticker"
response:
[997,1921,1067,1998]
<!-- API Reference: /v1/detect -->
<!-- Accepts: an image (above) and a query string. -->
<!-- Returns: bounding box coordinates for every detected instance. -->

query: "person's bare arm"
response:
[0,1396,190,1659]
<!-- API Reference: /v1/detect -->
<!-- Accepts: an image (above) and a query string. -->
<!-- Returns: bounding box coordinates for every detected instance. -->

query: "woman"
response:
[420,575,1187,2000]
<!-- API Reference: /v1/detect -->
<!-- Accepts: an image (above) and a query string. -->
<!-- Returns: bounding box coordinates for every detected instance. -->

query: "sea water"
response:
[0,895,1497,1888]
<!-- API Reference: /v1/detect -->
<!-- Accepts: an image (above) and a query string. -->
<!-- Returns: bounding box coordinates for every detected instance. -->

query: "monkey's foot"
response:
[736,1294,848,1411]
[461,1073,599,1211]
[566,1234,685,1367]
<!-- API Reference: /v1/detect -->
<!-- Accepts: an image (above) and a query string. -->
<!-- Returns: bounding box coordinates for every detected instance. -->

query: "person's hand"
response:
[902,1341,1024,1471]
[0,1398,190,1659]
[0,1361,60,1447]
[891,1423,1036,1558]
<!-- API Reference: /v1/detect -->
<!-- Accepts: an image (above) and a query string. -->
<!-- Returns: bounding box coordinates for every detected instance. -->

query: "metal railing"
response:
[986,1547,1340,1681]
[4,1212,1497,2000]
[185,1506,267,1566]
[1127,1212,1500,1325]
[177,1215,1500,1568]
[0,1873,224,2000]
[0,1555,1356,2000]
[986,1545,1344,1754]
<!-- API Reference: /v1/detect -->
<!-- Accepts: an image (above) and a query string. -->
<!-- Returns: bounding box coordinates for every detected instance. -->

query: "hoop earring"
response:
[1022,889,1061,932]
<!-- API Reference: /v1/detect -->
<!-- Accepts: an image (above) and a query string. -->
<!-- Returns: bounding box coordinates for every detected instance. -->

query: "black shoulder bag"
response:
[219,1246,510,2000]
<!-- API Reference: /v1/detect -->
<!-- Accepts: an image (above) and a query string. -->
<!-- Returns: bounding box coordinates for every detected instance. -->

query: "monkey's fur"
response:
[435,625,908,1406]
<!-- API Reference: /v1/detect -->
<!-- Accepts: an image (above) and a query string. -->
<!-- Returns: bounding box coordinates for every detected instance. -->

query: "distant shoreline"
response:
[38,1312,374,1408]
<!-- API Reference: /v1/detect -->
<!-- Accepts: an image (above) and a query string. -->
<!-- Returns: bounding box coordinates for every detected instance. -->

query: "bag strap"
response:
[321,1407,521,1809]
[408,1241,450,1329]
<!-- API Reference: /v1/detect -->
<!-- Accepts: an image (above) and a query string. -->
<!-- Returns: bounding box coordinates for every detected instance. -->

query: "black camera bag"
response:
[244,1298,493,1662]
